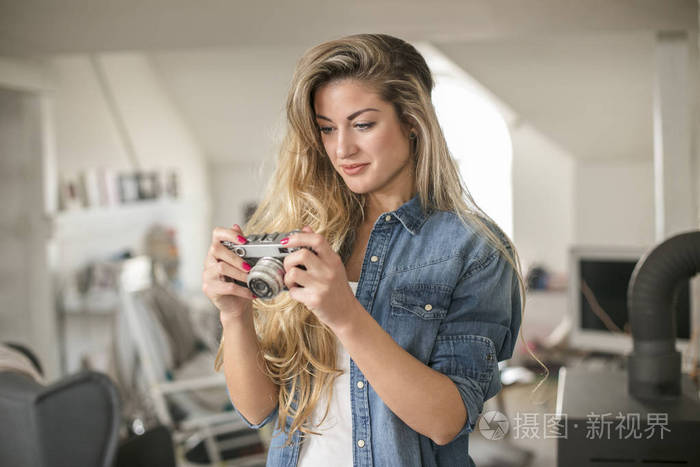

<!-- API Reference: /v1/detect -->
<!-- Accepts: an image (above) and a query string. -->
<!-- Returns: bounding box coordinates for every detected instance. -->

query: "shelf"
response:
[52,198,181,240]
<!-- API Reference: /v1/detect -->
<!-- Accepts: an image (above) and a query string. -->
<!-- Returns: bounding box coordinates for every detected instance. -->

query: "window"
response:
[431,74,514,238]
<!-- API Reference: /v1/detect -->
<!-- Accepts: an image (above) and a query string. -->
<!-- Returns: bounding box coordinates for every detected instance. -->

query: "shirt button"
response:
[370,255,378,263]
[385,215,392,222]
[357,439,366,448]
[357,381,365,389]
[424,304,433,311]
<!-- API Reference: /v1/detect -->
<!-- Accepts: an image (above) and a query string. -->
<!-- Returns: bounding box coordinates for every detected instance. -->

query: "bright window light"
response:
[432,75,514,238]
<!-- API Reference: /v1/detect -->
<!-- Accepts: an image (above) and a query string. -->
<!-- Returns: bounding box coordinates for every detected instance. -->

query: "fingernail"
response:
[242,262,251,271]
[252,294,258,299]
[237,235,247,244]
[280,237,289,245]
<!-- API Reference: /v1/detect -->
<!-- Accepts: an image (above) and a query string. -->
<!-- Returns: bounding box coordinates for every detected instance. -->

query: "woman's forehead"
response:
[314,79,387,114]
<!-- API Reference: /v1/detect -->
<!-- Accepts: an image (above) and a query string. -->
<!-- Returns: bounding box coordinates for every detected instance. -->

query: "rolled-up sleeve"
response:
[226,386,279,429]
[428,247,521,438]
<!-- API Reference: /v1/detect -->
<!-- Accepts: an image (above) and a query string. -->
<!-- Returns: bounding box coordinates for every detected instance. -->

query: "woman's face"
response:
[313,79,414,199]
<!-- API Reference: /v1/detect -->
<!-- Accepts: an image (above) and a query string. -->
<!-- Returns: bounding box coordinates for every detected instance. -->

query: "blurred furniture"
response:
[117,255,265,464]
[0,364,120,467]
[114,425,177,467]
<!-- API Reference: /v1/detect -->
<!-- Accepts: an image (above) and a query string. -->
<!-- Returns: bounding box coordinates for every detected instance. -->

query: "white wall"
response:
[47,56,132,173]
[209,161,274,230]
[150,46,302,164]
[512,122,576,273]
[574,159,655,248]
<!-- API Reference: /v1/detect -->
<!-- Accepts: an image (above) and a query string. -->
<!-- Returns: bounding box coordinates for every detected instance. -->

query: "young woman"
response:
[202,34,524,467]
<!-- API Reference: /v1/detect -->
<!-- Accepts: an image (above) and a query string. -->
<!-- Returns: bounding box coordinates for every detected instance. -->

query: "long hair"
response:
[214,33,530,441]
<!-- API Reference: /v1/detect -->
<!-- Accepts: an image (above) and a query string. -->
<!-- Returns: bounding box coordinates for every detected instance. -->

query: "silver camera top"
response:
[221,230,301,260]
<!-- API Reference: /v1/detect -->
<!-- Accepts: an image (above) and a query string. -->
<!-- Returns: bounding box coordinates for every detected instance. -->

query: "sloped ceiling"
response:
[435,32,657,161]
[1,1,696,163]
[0,1,694,55]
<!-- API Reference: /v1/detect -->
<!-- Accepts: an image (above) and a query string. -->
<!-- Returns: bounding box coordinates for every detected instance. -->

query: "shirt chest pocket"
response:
[388,284,452,363]
[390,284,451,320]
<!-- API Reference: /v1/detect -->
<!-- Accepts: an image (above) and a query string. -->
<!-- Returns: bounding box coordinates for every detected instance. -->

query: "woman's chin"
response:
[339,175,370,193]
[344,181,374,195]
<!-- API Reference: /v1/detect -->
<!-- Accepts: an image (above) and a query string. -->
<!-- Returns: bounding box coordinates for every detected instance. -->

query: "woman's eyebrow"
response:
[316,108,380,123]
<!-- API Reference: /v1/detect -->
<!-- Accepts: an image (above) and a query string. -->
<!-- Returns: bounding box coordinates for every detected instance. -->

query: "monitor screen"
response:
[569,246,693,354]
[579,259,691,339]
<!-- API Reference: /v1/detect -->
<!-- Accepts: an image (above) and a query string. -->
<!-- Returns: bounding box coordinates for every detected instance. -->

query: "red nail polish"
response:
[237,235,247,244]
[242,262,251,271]
[252,294,258,299]
[280,237,289,245]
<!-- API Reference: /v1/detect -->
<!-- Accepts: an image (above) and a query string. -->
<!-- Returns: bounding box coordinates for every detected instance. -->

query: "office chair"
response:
[0,362,120,467]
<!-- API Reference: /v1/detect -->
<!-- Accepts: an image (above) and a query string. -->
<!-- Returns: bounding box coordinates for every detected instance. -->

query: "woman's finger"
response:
[203,278,254,299]
[211,225,248,245]
[213,240,253,272]
[282,230,332,260]
[205,259,249,284]
[283,247,323,274]
[288,286,321,311]
[283,265,311,290]
[205,226,248,267]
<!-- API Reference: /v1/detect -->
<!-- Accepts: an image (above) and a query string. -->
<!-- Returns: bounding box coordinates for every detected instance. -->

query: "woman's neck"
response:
[365,193,412,222]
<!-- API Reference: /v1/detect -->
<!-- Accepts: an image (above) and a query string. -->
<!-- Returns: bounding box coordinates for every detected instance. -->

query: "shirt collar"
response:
[390,194,432,235]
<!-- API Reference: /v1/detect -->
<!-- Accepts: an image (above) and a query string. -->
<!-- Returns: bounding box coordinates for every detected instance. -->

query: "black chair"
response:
[0,369,121,467]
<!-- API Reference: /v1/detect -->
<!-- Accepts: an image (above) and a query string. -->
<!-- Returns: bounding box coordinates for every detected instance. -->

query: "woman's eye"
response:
[355,122,375,131]
[318,126,334,135]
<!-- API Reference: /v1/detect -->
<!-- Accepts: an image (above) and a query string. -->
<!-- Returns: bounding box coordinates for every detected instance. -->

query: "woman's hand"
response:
[282,226,359,329]
[202,224,256,320]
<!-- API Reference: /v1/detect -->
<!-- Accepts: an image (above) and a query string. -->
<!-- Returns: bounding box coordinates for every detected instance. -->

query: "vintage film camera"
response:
[221,230,303,300]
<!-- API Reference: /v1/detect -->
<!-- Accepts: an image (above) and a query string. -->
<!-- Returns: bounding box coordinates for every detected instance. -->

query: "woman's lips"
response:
[341,163,369,175]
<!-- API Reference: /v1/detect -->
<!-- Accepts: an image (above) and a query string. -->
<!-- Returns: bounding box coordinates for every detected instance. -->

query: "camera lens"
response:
[249,279,271,297]
[247,257,285,299]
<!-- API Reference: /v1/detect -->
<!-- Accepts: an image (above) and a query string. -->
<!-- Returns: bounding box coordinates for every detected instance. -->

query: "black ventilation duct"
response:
[627,230,700,399]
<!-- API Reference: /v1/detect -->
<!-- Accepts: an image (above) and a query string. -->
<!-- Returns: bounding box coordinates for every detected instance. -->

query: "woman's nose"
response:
[335,128,357,159]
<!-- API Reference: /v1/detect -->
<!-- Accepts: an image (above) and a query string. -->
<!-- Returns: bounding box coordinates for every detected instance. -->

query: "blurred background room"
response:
[1,1,699,466]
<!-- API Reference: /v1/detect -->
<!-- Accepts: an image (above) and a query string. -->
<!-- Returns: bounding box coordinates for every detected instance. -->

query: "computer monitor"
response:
[568,245,692,355]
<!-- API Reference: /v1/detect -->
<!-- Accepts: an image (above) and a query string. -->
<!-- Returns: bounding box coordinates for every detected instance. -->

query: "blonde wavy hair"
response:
[215,33,539,441]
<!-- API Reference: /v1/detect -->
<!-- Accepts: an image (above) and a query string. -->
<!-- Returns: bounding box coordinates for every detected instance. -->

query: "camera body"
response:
[221,230,302,300]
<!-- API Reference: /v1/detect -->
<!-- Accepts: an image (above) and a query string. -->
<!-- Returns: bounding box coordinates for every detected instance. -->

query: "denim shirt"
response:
[232,195,522,467]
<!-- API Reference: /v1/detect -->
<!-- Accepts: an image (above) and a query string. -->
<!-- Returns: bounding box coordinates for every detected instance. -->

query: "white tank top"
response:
[297,281,357,467]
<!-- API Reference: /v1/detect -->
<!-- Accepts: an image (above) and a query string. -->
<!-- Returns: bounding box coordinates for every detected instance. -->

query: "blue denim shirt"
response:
[233,195,522,467]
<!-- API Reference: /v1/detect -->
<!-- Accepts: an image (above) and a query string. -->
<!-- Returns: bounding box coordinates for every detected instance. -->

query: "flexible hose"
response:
[627,230,700,399]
